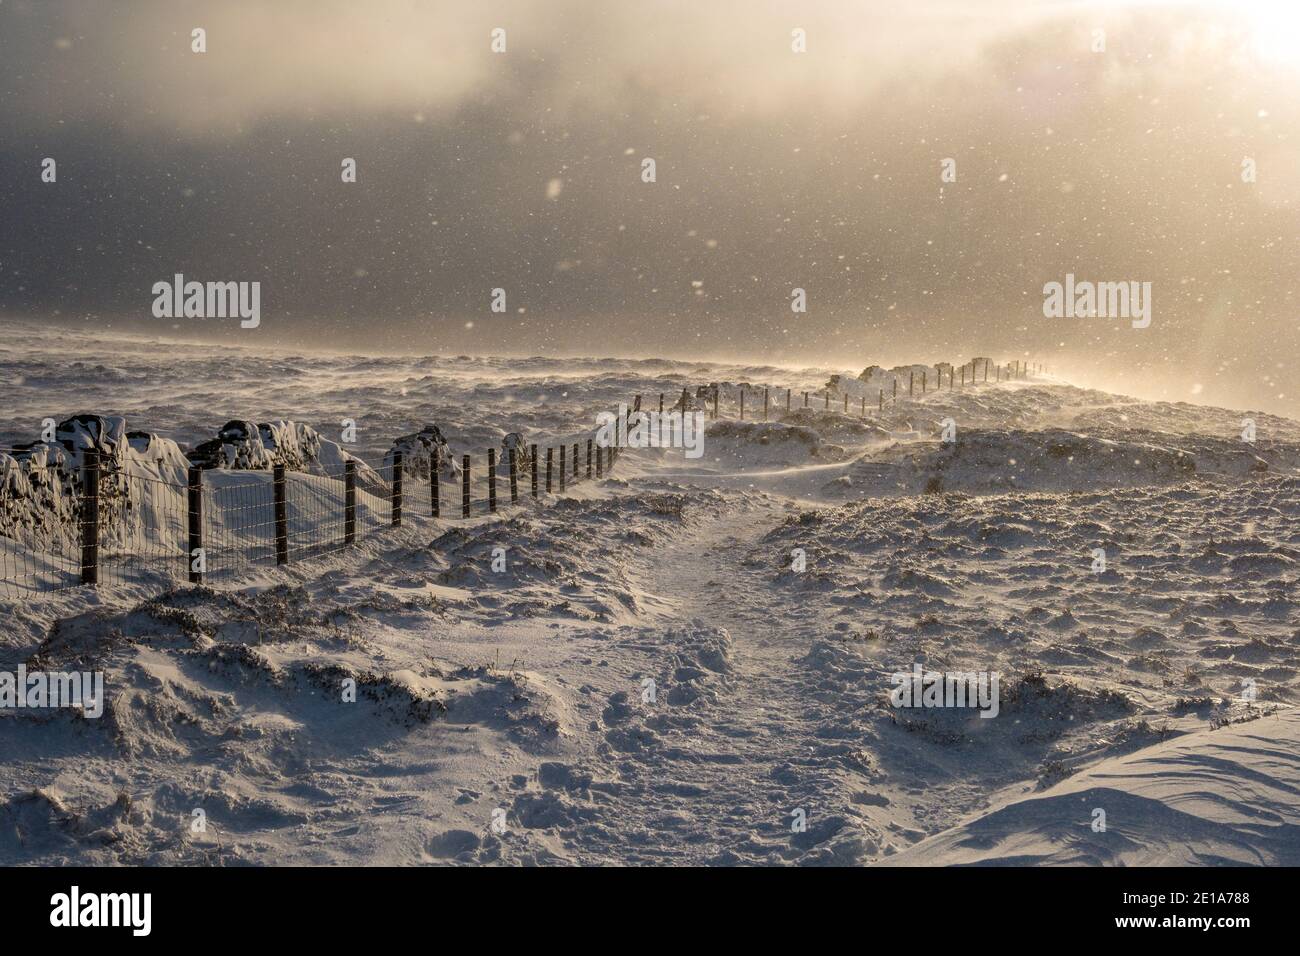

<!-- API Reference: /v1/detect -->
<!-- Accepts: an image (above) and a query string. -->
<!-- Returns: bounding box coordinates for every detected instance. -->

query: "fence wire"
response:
[1,434,624,600]
[0,388,900,600]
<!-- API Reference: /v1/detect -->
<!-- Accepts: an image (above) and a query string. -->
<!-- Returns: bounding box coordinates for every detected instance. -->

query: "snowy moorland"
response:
[1,323,1298,866]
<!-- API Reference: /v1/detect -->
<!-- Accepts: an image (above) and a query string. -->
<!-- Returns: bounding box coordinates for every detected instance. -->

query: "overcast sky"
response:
[1,0,1296,415]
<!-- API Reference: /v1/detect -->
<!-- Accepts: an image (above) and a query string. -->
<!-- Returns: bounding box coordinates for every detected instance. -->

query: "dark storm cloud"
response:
[0,0,1296,415]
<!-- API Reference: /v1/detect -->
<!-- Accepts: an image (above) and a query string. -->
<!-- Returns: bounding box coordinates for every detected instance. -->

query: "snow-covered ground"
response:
[1,322,1297,866]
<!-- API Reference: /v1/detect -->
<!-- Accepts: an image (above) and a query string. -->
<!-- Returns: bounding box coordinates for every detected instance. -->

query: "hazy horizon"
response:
[2,0,1297,417]
[1,314,1289,422]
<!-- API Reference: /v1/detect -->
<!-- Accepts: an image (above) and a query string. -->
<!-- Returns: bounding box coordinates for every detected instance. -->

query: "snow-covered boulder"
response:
[854,364,944,393]
[0,415,191,554]
[501,433,532,474]
[0,443,78,552]
[384,425,461,482]
[188,419,379,485]
[672,387,705,412]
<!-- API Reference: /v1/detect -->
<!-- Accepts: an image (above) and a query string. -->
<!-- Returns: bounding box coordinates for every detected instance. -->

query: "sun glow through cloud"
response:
[1234,0,1300,64]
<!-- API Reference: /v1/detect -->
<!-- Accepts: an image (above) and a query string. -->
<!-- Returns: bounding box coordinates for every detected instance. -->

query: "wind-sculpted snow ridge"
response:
[879,709,1300,866]
[774,408,893,444]
[1071,401,1300,443]
[854,382,1137,429]
[756,476,1298,710]
[2,582,569,864]
[789,639,1143,795]
[703,420,851,467]
[833,428,1299,498]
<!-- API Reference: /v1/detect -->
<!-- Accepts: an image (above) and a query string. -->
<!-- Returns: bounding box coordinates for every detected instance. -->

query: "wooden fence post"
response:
[558,444,566,493]
[909,372,914,397]
[843,394,848,413]
[431,460,440,518]
[879,388,884,412]
[488,448,497,512]
[462,455,471,517]
[274,464,288,565]
[786,389,791,412]
[739,388,745,420]
[803,391,809,408]
[188,466,203,584]
[345,460,357,543]
[596,445,604,478]
[659,393,664,413]
[530,443,539,497]
[713,391,719,420]
[509,449,518,503]
[573,443,579,480]
[392,451,403,527]
[545,447,553,492]
[586,438,593,478]
[893,379,898,399]
[79,449,99,586]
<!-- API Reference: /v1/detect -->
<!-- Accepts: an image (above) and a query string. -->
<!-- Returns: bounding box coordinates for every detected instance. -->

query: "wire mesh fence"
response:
[0,458,84,599]
[0,417,629,602]
[2,360,1035,602]
[1,368,1042,601]
[683,359,1037,423]
[96,470,190,590]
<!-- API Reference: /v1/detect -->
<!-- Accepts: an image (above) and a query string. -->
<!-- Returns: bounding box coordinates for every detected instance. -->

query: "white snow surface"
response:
[1,322,1297,866]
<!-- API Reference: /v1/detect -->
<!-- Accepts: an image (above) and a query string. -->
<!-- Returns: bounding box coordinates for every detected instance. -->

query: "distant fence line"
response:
[0,414,626,601]
[1,360,1040,600]
[672,358,1040,420]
